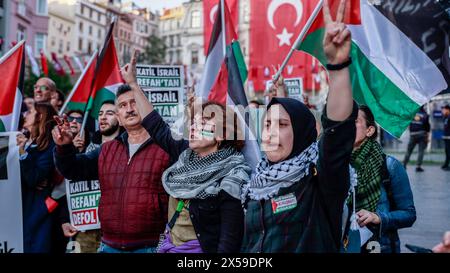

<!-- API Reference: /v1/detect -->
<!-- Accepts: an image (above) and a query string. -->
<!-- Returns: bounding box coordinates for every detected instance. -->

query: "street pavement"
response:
[393,162,450,253]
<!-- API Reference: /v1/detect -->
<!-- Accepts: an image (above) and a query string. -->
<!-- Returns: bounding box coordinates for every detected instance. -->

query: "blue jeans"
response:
[98,242,157,253]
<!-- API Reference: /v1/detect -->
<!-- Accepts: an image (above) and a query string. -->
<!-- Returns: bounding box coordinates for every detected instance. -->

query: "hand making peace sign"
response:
[323,0,352,65]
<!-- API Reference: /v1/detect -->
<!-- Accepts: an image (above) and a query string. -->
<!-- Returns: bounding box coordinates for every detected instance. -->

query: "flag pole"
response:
[0,40,25,64]
[59,50,98,116]
[220,0,226,56]
[79,16,118,138]
[272,0,324,83]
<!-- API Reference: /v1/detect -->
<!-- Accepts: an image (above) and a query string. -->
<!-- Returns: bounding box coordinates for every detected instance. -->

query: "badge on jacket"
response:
[271,193,297,214]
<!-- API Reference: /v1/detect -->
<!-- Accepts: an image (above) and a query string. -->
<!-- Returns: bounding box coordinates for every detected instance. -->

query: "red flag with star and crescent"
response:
[249,0,319,92]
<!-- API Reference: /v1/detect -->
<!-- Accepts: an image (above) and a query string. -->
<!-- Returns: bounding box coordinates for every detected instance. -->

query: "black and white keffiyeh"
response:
[243,141,319,201]
[162,146,251,200]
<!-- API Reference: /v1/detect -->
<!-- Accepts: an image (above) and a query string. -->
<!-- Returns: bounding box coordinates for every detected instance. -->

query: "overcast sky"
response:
[133,0,186,13]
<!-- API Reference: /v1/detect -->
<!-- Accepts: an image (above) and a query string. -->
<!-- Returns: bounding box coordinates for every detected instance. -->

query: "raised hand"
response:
[121,49,139,85]
[52,114,74,146]
[323,0,351,65]
[73,134,86,152]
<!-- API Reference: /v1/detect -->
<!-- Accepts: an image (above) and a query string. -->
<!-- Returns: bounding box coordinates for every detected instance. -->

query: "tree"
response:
[138,35,167,64]
[24,61,73,98]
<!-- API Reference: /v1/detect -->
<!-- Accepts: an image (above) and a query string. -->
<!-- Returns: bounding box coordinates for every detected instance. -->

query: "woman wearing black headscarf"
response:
[241,0,358,253]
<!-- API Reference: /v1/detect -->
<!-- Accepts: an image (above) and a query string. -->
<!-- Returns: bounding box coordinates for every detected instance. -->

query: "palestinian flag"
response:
[298,0,449,137]
[198,0,260,170]
[65,21,123,118]
[0,41,25,132]
[61,51,98,115]
[86,20,124,119]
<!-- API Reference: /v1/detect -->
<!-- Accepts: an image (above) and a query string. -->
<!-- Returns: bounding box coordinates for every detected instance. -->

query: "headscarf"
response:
[267,97,317,160]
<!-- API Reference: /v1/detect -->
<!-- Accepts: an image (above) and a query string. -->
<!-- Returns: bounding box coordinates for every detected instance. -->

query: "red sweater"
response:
[97,139,169,250]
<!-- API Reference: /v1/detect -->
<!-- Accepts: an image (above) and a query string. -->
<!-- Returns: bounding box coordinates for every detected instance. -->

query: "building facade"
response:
[3,0,49,57]
[48,0,76,58]
[74,0,107,55]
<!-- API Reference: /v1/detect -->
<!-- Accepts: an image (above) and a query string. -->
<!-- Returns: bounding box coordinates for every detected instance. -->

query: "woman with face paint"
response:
[120,56,251,253]
[241,0,358,253]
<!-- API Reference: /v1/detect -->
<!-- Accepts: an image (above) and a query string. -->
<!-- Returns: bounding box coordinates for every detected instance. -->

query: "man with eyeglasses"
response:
[34,77,57,104]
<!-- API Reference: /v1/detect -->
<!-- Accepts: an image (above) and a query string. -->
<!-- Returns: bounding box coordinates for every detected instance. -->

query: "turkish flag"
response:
[203,0,238,55]
[249,0,319,92]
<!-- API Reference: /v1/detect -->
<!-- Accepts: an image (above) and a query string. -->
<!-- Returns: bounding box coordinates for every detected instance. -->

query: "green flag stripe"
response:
[349,42,419,138]
[231,41,248,84]
[0,119,6,132]
[299,28,419,138]
[66,88,116,119]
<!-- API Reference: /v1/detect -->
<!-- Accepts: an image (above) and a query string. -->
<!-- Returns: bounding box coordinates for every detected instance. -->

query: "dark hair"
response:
[191,101,245,152]
[32,103,57,151]
[101,100,116,107]
[359,105,378,140]
[67,109,84,117]
[55,89,65,102]
[116,84,132,99]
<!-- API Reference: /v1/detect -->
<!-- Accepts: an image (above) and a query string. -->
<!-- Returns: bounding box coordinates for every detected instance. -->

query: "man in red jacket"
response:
[52,84,170,253]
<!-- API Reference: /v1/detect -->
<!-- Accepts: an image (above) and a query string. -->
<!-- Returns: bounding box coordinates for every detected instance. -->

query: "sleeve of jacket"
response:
[318,101,358,204]
[54,144,100,181]
[217,191,245,253]
[424,114,431,133]
[376,156,416,233]
[58,195,71,225]
[142,110,189,162]
[20,144,55,190]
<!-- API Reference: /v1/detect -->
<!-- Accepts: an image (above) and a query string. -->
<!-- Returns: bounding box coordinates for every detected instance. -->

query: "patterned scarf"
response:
[243,142,319,201]
[350,139,383,212]
[162,146,251,200]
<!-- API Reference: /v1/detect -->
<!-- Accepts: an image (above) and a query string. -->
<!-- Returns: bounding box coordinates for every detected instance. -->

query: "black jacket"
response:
[409,109,430,134]
[241,102,358,253]
[142,111,244,253]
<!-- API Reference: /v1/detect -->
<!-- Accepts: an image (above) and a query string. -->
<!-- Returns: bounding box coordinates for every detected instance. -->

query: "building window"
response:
[98,29,102,38]
[17,24,26,42]
[36,0,48,16]
[81,5,84,15]
[177,35,181,46]
[89,26,92,35]
[90,9,93,19]
[58,40,63,54]
[17,0,26,17]
[191,50,198,65]
[35,33,46,56]
[88,41,92,54]
[191,10,200,28]
[67,42,70,52]
[78,38,83,51]
[51,37,55,47]
[98,13,101,22]
[79,22,83,32]
[120,29,123,38]
[68,26,71,32]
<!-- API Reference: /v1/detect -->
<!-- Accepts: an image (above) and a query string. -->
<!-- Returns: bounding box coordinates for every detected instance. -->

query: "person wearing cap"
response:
[441,104,450,171]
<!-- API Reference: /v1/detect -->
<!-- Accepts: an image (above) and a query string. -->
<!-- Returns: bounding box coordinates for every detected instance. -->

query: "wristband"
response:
[326,57,352,71]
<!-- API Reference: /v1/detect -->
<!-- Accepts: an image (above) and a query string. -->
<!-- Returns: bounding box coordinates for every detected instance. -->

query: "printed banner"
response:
[65,179,101,231]
[136,65,185,126]
[0,132,23,253]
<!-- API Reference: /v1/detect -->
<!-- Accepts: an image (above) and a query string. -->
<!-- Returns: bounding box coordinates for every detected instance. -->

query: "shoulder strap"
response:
[167,200,185,230]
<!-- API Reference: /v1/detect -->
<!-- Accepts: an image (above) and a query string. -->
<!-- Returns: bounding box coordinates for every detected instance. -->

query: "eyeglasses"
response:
[34,85,50,92]
[67,116,83,123]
